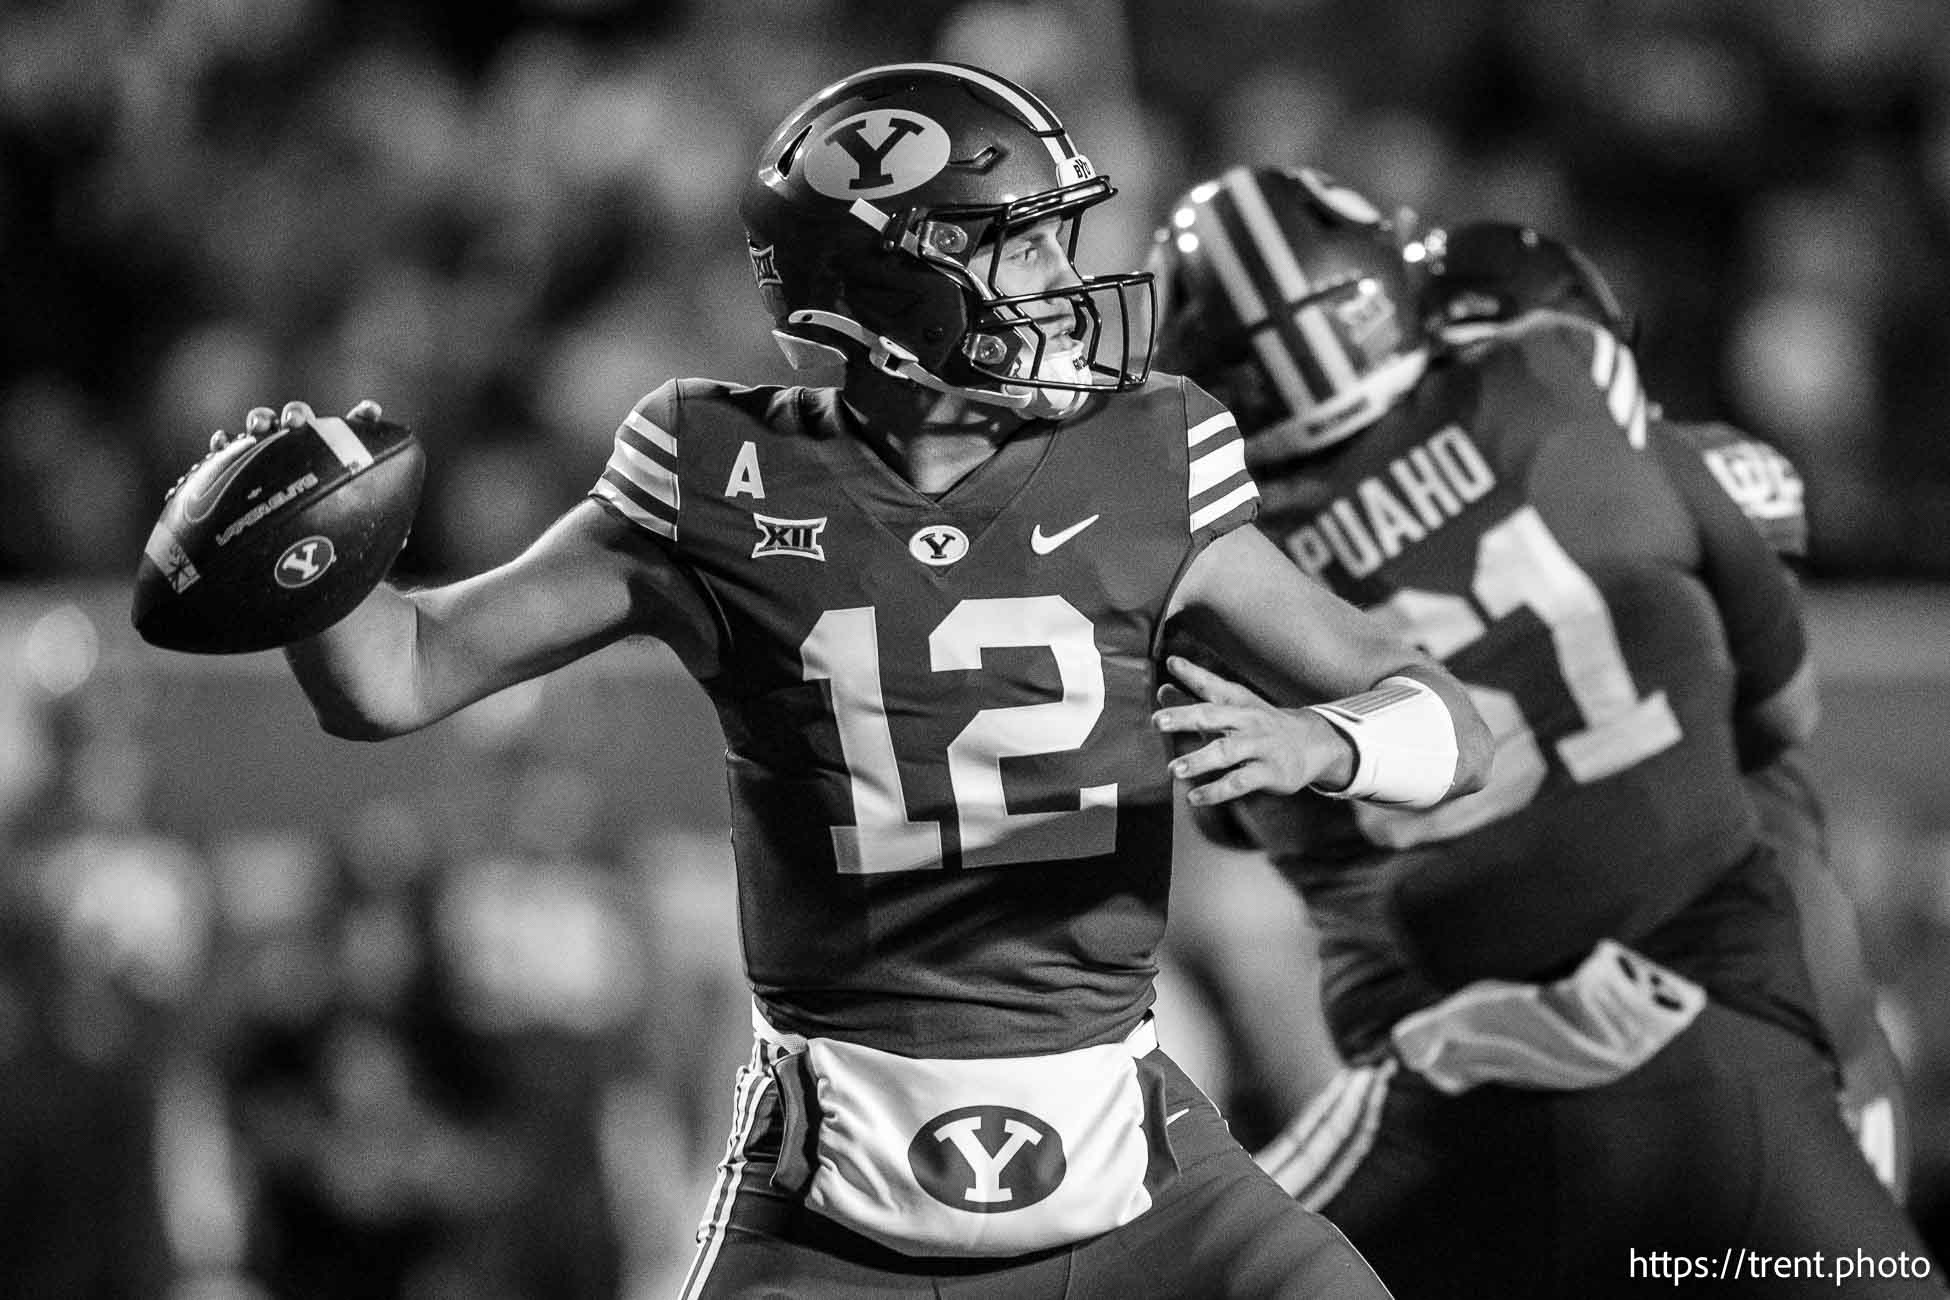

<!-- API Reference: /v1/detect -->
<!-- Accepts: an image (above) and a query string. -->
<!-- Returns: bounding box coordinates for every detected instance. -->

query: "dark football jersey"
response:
[1654,416,1819,827]
[1241,318,1809,1060]
[1653,417,1809,561]
[590,376,1258,1058]
[1650,416,1829,1051]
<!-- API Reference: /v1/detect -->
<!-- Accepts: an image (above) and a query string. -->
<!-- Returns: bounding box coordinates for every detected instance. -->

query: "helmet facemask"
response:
[886,177,1154,419]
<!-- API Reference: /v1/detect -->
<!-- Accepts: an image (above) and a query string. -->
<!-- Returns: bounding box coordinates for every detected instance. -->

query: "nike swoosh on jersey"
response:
[1165,1107,1191,1126]
[1030,514,1101,554]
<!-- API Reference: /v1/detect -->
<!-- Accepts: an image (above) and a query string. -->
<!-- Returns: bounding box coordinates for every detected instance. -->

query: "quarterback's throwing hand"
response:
[219,398,382,451]
[1152,656,1346,805]
[134,395,423,655]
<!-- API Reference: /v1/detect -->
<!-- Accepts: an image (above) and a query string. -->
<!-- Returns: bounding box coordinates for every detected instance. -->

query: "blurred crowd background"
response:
[4,0,1950,1296]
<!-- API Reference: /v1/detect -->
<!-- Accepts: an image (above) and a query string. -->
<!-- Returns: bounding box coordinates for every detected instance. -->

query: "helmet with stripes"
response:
[1148,165,1427,457]
[1413,220,1638,348]
[740,62,1153,420]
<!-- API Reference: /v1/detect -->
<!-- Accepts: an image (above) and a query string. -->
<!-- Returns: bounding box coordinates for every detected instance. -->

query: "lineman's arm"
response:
[254,406,719,740]
[1156,524,1493,807]
[1646,431,1818,764]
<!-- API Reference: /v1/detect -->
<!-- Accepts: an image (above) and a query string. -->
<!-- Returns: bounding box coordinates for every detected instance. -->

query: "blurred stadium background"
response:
[3,0,1949,1295]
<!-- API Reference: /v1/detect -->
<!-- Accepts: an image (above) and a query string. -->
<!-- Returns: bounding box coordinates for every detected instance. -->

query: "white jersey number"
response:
[1356,506,1682,847]
[802,596,1116,873]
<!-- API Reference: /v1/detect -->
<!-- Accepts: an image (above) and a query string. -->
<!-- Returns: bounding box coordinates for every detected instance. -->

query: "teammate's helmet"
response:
[1414,220,1637,347]
[740,62,1152,418]
[1148,165,1427,456]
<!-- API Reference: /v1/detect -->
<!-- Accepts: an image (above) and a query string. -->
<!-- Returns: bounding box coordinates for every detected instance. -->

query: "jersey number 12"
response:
[803,595,1118,873]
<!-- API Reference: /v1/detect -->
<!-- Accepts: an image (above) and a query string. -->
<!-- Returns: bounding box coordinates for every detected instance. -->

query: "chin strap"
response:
[784,310,1034,412]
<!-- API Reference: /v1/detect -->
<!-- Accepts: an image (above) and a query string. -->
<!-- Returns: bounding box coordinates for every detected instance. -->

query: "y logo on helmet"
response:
[274,536,336,588]
[908,1106,1066,1212]
[806,110,952,201]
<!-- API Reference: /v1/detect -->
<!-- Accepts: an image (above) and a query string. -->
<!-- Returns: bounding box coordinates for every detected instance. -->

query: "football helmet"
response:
[740,62,1153,420]
[1414,220,1638,347]
[1148,165,1427,457]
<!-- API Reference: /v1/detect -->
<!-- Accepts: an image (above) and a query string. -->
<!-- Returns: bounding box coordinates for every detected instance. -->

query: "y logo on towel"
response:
[909,1106,1067,1212]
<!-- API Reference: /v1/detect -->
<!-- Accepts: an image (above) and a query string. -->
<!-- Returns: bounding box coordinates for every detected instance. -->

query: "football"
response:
[131,413,426,654]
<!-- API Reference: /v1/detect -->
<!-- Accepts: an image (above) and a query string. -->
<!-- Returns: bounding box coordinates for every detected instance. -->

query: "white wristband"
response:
[1305,675,1459,808]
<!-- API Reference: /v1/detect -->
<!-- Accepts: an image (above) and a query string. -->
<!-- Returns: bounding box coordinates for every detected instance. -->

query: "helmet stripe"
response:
[883,61,1062,130]
[1179,193,1315,418]
[1204,188,1336,402]
[879,61,1073,169]
[1222,168,1361,394]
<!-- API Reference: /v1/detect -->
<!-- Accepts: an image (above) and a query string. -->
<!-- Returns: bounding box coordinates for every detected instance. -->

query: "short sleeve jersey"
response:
[589,376,1257,1058]
[1241,318,1808,1059]
[1654,417,1809,561]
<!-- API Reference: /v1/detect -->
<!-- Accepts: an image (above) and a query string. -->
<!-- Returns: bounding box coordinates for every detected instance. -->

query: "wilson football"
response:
[132,413,425,654]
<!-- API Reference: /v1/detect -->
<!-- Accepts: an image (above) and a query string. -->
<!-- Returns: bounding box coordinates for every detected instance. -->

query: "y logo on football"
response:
[274,536,336,588]
[806,110,952,200]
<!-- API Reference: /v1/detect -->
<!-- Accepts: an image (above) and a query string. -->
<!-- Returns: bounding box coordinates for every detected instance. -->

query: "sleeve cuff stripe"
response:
[595,470,677,537]
[1189,438,1247,496]
[1190,480,1259,533]
[618,424,677,471]
[624,410,678,456]
[607,444,679,507]
[1187,411,1238,447]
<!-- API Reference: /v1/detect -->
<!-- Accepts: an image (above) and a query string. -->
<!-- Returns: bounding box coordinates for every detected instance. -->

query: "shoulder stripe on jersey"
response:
[612,413,679,505]
[1609,345,1647,448]
[1187,409,1259,533]
[1589,326,1617,387]
[590,401,680,541]
[1577,322,1647,449]
[625,409,677,456]
[1191,482,1259,534]
[593,469,676,540]
[1188,411,1237,446]
[1189,435,1246,497]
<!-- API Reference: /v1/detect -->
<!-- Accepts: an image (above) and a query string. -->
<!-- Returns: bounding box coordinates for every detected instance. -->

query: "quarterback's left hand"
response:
[1152,656,1355,804]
